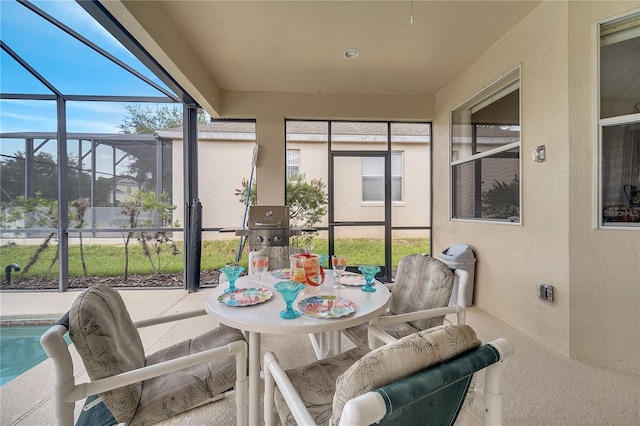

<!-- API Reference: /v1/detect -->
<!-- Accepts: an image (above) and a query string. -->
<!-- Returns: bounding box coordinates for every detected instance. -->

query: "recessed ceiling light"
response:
[343,48,360,59]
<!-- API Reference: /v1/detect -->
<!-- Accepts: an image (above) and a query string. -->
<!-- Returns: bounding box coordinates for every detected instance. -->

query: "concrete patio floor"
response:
[1,287,639,425]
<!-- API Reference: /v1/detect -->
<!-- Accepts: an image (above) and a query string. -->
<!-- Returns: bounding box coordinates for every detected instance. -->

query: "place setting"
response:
[273,280,357,320]
[217,262,273,307]
[336,271,365,286]
[331,255,381,292]
[297,295,356,318]
[268,268,291,280]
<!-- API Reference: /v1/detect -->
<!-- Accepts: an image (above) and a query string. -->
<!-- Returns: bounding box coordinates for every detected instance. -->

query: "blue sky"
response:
[0,0,176,138]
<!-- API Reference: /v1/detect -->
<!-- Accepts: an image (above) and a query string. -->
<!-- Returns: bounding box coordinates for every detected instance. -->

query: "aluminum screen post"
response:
[186,199,202,292]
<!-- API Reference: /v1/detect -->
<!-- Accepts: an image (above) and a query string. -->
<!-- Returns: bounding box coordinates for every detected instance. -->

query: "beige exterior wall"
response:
[171,137,256,239]
[434,1,639,374]
[171,136,430,240]
[566,1,640,374]
[222,91,434,207]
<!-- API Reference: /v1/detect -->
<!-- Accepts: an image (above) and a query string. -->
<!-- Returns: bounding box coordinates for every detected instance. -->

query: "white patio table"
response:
[204,269,390,425]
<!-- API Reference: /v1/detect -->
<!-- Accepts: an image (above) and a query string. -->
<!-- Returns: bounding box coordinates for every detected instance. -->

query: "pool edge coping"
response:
[0,318,61,326]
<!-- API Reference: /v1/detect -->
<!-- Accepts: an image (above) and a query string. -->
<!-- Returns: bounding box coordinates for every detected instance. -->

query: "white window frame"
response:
[595,10,640,229]
[449,67,522,224]
[286,149,300,179]
[361,152,403,203]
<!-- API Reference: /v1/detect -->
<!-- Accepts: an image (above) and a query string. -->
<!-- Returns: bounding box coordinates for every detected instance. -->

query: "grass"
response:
[0,238,430,279]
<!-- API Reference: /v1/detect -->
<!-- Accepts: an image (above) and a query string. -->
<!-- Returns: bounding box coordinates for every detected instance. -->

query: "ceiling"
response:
[106,1,541,110]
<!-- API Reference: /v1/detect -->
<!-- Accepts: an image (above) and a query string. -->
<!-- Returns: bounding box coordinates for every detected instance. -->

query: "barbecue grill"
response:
[235,206,304,251]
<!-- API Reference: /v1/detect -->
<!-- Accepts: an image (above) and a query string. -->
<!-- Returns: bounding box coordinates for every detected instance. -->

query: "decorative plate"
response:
[218,288,273,307]
[297,295,356,318]
[269,268,290,279]
[338,272,365,286]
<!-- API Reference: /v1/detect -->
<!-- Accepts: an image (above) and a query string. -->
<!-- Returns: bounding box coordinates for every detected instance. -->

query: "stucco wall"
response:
[566,1,639,374]
[172,138,255,236]
[434,0,639,374]
[171,134,430,240]
[222,91,434,203]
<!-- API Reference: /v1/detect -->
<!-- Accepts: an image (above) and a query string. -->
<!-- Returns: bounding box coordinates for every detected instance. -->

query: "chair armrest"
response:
[133,308,207,328]
[373,305,465,328]
[263,351,315,426]
[348,339,514,426]
[339,392,386,426]
[367,324,397,348]
[66,340,247,404]
[367,305,466,349]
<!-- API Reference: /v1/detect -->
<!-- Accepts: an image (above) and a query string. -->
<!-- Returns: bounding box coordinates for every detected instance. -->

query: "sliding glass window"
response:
[598,11,640,228]
[450,68,521,223]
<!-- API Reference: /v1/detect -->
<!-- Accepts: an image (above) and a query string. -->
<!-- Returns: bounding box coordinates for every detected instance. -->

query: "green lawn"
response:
[0,238,430,279]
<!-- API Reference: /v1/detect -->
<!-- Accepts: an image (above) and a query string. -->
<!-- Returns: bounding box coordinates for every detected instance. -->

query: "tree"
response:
[235,173,328,247]
[0,150,93,204]
[118,104,210,134]
[0,192,59,279]
[118,103,208,191]
[116,191,142,282]
[115,189,178,280]
[482,175,519,219]
[135,190,179,275]
[70,198,90,279]
[0,151,57,203]
[286,174,328,228]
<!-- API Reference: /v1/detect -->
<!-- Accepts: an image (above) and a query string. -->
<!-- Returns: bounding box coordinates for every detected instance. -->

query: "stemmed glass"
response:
[252,255,269,286]
[275,281,306,319]
[358,265,381,292]
[220,263,245,293]
[331,255,347,289]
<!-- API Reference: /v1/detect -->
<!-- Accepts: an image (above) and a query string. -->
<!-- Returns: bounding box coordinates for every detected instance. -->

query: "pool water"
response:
[0,325,70,386]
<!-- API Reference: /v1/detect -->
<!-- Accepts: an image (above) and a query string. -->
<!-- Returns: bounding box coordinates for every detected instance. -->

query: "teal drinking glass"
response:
[358,265,381,292]
[275,280,306,319]
[220,263,245,293]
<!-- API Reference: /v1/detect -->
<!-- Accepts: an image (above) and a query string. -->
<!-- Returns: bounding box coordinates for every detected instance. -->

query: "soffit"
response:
[117,1,541,99]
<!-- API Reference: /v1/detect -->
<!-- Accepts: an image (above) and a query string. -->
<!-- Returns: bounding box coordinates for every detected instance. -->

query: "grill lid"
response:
[248,206,290,229]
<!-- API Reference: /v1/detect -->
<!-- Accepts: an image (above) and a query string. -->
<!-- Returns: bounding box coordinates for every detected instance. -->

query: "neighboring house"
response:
[159,121,434,240]
[114,177,138,203]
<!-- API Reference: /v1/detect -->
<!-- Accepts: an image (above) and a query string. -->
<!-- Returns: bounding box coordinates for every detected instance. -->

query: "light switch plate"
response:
[533,145,546,162]
[538,283,554,302]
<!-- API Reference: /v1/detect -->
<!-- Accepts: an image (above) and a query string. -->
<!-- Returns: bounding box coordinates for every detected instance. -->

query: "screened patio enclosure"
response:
[0,0,203,291]
[1,131,172,234]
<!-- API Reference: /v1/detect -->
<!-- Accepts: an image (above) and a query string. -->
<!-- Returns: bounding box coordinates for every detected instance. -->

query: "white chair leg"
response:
[263,352,278,426]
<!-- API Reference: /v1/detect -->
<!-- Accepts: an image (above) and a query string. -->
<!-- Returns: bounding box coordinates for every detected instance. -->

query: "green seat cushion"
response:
[330,324,480,425]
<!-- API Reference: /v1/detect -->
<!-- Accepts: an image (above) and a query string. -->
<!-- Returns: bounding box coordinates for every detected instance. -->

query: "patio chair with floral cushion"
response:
[264,323,514,426]
[342,254,469,349]
[40,284,248,426]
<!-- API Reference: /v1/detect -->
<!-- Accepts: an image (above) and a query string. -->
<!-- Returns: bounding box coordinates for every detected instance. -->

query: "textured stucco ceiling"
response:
[165,1,539,94]
[106,1,541,112]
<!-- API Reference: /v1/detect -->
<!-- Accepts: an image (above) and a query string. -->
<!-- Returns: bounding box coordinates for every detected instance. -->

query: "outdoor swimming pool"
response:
[0,325,70,386]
